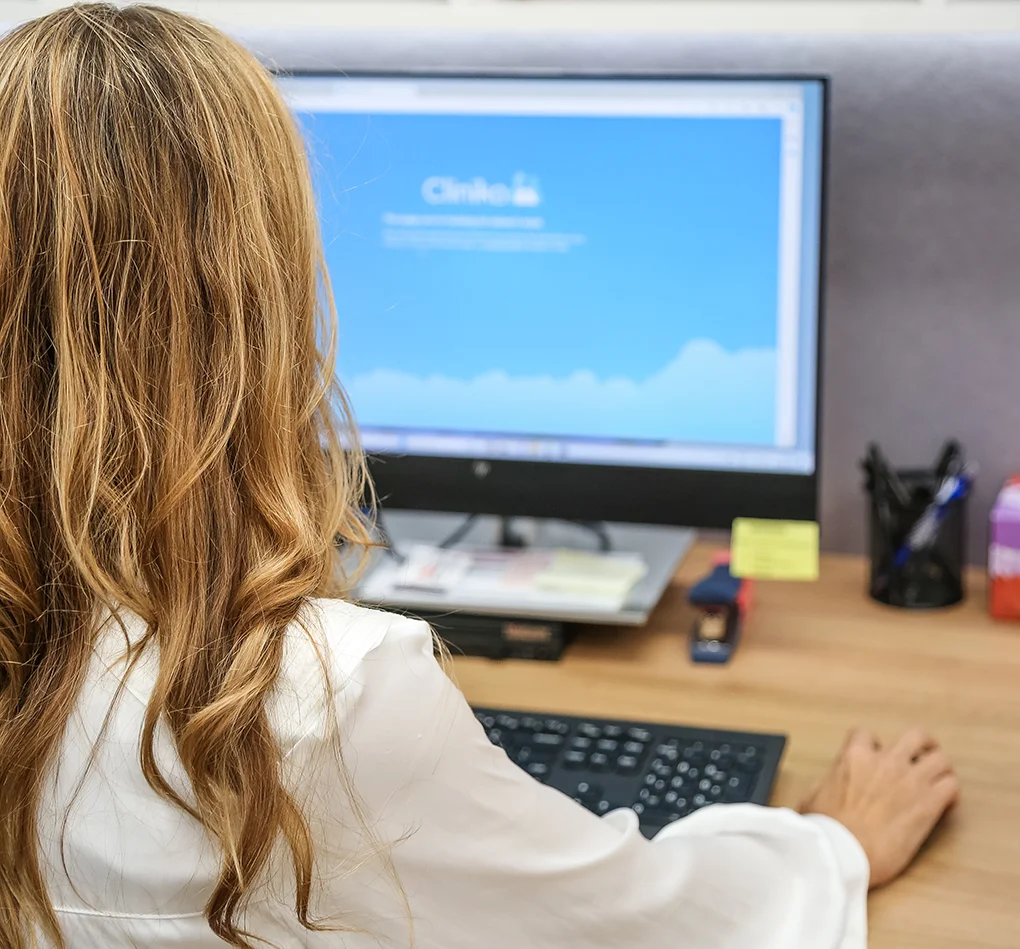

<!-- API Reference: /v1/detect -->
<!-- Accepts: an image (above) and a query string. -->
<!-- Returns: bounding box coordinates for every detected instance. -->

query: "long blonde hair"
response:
[0,4,371,947]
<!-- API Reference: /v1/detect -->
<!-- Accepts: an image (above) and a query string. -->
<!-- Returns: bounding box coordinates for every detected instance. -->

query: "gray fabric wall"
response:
[244,29,1020,563]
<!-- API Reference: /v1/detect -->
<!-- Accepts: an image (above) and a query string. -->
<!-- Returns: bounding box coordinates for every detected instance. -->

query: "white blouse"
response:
[40,599,869,948]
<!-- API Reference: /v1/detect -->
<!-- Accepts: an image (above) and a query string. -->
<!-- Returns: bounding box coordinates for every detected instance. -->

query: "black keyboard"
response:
[473,707,786,838]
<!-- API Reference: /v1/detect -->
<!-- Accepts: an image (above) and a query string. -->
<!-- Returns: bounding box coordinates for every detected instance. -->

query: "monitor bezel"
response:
[284,70,830,529]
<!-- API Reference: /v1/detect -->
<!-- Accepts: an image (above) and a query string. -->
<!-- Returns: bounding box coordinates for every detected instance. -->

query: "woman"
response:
[0,6,959,949]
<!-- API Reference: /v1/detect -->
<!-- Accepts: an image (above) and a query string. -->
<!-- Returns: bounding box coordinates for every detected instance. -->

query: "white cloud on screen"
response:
[346,339,778,445]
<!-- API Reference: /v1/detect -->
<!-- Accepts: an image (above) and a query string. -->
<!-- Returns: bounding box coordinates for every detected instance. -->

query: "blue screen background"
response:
[294,89,818,449]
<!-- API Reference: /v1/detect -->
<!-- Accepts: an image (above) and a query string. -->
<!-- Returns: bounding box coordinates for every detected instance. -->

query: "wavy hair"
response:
[0,4,372,947]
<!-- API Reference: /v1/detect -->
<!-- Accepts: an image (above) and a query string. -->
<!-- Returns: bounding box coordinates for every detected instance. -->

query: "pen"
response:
[866,443,912,509]
[893,465,975,569]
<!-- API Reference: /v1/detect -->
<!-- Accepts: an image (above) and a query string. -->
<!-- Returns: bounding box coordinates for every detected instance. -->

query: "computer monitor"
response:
[278,74,827,529]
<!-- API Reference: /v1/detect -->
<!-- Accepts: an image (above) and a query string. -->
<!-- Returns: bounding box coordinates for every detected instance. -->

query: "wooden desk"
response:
[453,543,1020,949]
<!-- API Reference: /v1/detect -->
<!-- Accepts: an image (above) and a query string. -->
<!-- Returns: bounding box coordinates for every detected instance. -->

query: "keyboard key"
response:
[699,778,712,792]
[692,793,708,808]
[526,762,550,780]
[533,733,565,747]
[710,784,724,799]
[479,715,496,729]
[670,775,689,790]
[725,774,752,798]
[676,761,691,775]
[622,741,646,756]
[665,790,679,805]
[519,716,542,731]
[654,779,667,792]
[487,728,503,745]
[589,753,611,771]
[735,747,762,770]
[632,802,646,816]
[576,781,601,800]
[563,751,587,769]
[655,744,679,761]
[683,742,706,763]
[496,715,520,730]
[595,799,618,815]
[644,773,657,786]
[602,725,624,739]
[615,755,638,774]
[628,728,653,743]
[640,783,665,808]
[596,739,619,753]
[650,758,671,777]
[578,723,602,739]
[545,720,571,736]
[569,737,592,751]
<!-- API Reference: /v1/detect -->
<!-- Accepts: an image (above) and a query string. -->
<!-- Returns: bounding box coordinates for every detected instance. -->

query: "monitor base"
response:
[353,509,696,627]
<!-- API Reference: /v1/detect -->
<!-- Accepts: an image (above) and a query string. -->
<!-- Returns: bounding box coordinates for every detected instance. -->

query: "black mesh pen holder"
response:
[863,443,969,610]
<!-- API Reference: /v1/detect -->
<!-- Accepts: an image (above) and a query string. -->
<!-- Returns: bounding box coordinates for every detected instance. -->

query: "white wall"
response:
[4,0,1020,36]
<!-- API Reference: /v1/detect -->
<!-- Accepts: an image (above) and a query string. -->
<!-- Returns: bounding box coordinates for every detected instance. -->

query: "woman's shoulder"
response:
[272,598,433,752]
[297,597,429,665]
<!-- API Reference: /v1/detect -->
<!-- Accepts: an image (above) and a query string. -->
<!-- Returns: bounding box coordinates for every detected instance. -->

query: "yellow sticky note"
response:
[731,518,820,582]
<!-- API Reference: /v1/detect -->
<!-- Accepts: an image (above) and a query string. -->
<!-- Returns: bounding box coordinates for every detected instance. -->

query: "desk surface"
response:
[453,543,1020,949]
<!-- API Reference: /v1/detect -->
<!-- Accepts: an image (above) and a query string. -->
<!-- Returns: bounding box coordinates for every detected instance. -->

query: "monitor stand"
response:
[353,508,696,628]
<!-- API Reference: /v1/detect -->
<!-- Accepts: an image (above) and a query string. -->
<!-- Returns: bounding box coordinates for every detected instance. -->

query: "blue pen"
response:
[893,467,974,569]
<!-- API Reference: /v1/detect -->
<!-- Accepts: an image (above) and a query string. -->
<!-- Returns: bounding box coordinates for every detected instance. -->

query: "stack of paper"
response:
[359,544,648,614]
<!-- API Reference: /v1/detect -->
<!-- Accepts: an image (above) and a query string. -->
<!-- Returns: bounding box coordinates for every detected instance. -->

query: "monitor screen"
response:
[279,76,824,479]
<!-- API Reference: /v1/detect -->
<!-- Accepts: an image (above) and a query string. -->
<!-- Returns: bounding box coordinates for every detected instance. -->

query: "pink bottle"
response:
[990,477,1020,621]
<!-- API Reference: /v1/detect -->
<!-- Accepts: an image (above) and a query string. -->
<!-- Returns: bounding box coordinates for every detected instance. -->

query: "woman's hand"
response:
[800,727,960,889]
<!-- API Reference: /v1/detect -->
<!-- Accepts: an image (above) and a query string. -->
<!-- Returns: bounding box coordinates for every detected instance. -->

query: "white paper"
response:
[360,546,648,614]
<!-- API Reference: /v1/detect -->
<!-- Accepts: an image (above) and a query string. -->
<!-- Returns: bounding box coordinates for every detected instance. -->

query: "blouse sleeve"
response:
[322,612,869,949]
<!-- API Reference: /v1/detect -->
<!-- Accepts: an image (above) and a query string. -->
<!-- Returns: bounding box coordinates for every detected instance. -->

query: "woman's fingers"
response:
[914,748,954,783]
[922,772,962,820]
[844,727,881,754]
[892,726,938,762]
